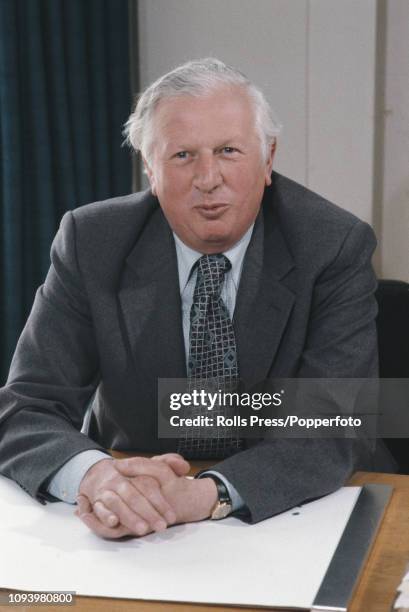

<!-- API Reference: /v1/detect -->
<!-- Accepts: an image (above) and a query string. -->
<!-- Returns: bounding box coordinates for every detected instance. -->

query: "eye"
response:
[221,146,238,154]
[175,151,189,159]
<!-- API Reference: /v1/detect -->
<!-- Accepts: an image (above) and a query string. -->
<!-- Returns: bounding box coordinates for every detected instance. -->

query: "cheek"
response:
[233,180,265,220]
[233,174,263,203]
[160,169,191,199]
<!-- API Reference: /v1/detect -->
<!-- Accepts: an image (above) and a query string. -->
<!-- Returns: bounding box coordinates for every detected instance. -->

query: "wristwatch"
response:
[208,475,232,520]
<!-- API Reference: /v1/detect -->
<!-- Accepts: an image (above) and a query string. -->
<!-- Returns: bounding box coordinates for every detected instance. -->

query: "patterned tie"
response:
[177,254,243,458]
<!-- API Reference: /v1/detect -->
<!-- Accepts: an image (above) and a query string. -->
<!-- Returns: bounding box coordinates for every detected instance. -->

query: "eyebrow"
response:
[167,138,244,152]
[217,138,243,146]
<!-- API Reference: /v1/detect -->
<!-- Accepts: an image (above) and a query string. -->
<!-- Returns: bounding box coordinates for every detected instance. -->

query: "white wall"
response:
[379,0,409,281]
[136,0,408,280]
[308,0,376,223]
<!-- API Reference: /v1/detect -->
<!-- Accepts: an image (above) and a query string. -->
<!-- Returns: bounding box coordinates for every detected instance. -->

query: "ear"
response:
[264,140,277,187]
[142,157,157,196]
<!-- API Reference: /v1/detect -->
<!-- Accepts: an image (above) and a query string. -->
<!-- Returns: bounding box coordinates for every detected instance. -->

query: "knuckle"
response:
[102,475,119,491]
[116,457,136,472]
[93,500,107,514]
[117,480,130,497]
[99,489,117,506]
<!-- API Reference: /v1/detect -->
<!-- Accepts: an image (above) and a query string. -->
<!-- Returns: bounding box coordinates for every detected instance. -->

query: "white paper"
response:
[0,476,360,609]
[395,592,409,608]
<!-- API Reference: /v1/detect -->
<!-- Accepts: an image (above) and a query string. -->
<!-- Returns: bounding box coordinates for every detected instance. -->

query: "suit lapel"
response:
[234,195,295,387]
[118,204,186,380]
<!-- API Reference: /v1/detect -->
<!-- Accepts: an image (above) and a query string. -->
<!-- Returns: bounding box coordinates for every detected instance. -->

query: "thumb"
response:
[151,453,191,476]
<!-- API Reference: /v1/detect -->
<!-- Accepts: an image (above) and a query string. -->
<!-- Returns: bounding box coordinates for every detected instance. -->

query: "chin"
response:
[198,232,234,253]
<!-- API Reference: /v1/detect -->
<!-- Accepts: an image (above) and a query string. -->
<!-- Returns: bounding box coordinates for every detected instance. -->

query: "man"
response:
[0,58,386,539]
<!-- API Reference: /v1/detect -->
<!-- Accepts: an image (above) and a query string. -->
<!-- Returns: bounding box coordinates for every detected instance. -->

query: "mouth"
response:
[195,203,229,219]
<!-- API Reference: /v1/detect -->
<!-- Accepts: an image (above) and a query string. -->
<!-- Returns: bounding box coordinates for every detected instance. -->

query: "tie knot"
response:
[195,254,231,297]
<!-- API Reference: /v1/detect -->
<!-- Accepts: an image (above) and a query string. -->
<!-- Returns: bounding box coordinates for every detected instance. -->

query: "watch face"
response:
[211,501,231,520]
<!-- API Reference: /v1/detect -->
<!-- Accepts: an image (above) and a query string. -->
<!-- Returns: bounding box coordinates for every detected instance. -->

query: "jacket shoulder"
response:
[71,189,156,228]
[60,190,160,278]
[271,172,362,228]
[268,172,375,264]
[71,189,158,248]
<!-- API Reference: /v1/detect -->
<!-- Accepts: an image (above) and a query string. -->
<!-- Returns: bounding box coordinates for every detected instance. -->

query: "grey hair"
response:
[123,57,282,163]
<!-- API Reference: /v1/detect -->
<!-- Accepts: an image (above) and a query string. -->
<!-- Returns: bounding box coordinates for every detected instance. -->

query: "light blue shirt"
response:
[48,225,254,514]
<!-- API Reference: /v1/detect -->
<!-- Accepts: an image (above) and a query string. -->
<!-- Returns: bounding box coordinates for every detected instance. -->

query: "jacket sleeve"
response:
[0,211,108,503]
[212,220,383,523]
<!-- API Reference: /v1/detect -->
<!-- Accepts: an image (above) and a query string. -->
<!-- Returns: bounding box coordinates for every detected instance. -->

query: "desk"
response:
[1,470,408,612]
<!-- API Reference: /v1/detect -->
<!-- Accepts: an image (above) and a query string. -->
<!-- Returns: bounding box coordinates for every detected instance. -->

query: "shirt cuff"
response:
[197,470,245,513]
[47,450,112,504]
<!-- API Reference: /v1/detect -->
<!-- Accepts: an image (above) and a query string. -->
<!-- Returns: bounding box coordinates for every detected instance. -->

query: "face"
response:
[144,86,275,253]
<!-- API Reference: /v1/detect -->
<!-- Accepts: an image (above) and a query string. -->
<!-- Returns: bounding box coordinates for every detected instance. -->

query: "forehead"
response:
[151,85,257,143]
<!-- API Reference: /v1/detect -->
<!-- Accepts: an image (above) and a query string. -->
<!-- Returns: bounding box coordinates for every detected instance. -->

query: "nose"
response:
[192,153,223,193]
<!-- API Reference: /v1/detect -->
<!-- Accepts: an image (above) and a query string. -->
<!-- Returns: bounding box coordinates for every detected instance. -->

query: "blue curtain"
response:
[0,0,132,383]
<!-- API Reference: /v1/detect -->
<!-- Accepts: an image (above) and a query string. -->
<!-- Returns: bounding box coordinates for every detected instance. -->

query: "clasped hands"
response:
[75,454,218,539]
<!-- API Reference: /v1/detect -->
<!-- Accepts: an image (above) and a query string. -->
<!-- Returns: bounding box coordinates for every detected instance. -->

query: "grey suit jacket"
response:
[0,172,388,522]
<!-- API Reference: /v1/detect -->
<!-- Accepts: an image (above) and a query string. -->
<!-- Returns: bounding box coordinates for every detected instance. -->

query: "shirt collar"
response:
[173,224,255,293]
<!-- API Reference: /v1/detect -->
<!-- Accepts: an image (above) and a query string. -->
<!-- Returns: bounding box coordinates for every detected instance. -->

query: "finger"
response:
[113,457,178,486]
[93,500,120,528]
[151,454,191,476]
[132,476,176,524]
[98,488,159,536]
[78,511,131,540]
[106,483,169,532]
[151,453,185,462]
[76,494,92,515]
[104,474,176,526]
